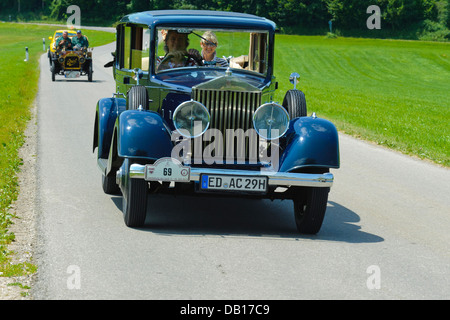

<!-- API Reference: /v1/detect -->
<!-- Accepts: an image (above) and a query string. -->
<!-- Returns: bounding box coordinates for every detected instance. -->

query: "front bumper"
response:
[126,163,334,188]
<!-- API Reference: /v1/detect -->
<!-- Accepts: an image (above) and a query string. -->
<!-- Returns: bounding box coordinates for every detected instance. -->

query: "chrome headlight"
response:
[253,102,290,140]
[58,57,64,63]
[173,100,210,138]
[79,57,85,64]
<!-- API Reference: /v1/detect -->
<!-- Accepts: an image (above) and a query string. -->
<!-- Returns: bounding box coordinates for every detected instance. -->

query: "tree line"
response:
[1,0,449,40]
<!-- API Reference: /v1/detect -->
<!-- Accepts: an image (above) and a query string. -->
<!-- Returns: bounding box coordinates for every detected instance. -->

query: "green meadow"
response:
[0,22,115,280]
[273,35,450,166]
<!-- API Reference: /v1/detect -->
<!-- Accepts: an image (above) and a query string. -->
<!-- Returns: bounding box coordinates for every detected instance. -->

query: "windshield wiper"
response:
[190,31,217,47]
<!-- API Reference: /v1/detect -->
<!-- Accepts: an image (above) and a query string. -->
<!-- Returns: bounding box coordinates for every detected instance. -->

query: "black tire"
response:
[127,85,149,110]
[88,62,93,82]
[121,159,148,227]
[282,89,307,119]
[293,187,329,234]
[102,173,120,195]
[51,61,56,82]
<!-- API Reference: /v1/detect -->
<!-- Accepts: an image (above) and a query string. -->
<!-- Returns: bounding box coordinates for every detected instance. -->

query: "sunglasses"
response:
[202,42,217,47]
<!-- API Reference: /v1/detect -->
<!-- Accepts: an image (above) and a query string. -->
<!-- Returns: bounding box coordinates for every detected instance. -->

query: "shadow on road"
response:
[111,194,383,243]
[51,79,106,83]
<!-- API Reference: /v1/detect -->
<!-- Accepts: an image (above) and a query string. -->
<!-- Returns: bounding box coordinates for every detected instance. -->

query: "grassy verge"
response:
[0,23,115,281]
[273,35,450,166]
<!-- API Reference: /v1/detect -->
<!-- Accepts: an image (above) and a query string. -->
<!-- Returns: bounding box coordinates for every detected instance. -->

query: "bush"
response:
[418,19,450,40]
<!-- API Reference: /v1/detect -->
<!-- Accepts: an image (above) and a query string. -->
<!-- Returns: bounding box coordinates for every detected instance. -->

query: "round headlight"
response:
[58,57,64,63]
[79,57,85,63]
[173,100,210,138]
[253,102,290,140]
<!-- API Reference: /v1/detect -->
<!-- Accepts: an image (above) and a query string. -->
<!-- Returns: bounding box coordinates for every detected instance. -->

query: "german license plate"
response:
[145,158,190,182]
[200,174,267,193]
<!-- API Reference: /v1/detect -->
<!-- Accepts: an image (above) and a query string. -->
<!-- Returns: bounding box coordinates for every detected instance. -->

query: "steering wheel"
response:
[159,52,203,68]
[185,53,203,67]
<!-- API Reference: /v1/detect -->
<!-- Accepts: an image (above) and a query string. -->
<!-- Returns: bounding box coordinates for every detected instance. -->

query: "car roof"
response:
[119,10,276,31]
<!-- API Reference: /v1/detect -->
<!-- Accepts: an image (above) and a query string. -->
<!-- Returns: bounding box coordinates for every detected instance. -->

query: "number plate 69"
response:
[145,157,190,182]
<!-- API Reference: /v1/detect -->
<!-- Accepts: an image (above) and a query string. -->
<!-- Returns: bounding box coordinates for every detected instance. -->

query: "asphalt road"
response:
[32,42,450,300]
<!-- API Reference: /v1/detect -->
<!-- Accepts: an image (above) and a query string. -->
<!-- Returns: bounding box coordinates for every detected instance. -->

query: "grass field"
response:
[273,35,450,166]
[0,23,115,282]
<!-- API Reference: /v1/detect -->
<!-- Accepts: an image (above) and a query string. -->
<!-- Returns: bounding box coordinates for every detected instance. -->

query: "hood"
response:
[193,70,261,92]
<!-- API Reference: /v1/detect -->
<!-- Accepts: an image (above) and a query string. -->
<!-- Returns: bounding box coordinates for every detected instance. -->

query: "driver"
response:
[55,31,72,52]
[156,30,202,71]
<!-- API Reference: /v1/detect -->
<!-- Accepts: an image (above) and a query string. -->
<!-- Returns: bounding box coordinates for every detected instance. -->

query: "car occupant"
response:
[200,31,228,67]
[55,31,72,51]
[72,30,89,50]
[156,30,202,71]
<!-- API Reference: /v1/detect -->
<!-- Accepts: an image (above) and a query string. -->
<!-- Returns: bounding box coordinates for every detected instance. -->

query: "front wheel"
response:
[293,187,329,234]
[102,173,120,195]
[51,61,56,82]
[87,62,93,82]
[121,159,148,227]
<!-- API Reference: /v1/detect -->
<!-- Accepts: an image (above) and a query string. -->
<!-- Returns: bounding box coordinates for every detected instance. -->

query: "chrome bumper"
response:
[126,164,333,188]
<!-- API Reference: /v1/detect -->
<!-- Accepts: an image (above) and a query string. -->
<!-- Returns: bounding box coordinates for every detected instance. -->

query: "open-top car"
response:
[49,30,93,82]
[93,10,340,234]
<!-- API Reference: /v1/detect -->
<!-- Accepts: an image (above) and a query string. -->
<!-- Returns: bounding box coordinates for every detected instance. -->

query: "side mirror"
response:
[49,36,53,40]
[289,72,300,90]
[104,61,114,68]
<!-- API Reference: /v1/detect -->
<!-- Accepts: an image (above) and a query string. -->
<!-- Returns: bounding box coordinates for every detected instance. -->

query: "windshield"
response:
[155,27,269,77]
[54,31,77,39]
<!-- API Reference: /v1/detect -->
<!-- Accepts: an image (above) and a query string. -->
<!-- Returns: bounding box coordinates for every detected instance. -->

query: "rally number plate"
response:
[145,158,190,182]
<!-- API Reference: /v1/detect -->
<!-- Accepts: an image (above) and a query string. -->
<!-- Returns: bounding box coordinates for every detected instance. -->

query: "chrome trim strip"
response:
[129,163,333,187]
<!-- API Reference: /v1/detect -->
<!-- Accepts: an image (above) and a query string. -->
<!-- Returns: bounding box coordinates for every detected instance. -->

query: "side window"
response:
[249,33,268,75]
[118,25,150,71]
[123,26,131,69]
[131,27,150,71]
[116,24,127,69]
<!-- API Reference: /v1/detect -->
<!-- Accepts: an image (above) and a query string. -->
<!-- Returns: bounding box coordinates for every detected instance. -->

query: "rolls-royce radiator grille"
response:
[193,89,261,132]
[192,88,261,164]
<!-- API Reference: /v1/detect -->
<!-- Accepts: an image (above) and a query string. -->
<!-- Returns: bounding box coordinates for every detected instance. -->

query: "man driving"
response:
[55,30,72,51]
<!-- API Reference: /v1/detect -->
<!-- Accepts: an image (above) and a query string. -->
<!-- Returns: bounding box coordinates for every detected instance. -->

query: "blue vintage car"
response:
[93,10,339,234]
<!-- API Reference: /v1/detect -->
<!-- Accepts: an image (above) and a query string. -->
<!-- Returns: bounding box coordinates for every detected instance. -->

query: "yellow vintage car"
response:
[48,29,93,82]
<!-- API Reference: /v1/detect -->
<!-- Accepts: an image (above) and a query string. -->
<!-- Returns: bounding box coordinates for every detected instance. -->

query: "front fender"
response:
[93,97,126,159]
[117,110,173,160]
[279,116,340,172]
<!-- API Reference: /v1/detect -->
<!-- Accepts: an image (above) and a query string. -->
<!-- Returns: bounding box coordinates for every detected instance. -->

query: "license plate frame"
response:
[200,174,268,194]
